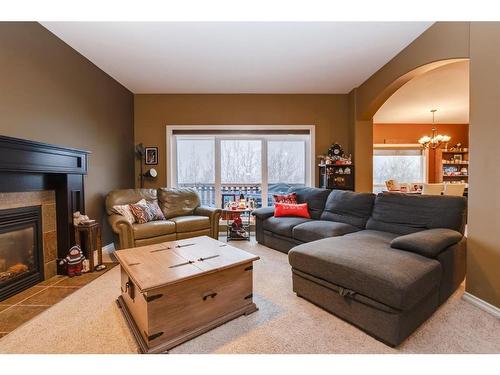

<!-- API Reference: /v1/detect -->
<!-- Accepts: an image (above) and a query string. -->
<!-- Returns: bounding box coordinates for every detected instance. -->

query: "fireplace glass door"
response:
[0,206,43,301]
[0,227,37,284]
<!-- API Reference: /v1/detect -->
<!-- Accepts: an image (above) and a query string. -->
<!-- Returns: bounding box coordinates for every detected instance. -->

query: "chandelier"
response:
[418,109,451,149]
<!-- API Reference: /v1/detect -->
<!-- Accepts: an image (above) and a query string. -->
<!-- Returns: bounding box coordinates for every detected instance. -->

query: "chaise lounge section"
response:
[254,189,467,346]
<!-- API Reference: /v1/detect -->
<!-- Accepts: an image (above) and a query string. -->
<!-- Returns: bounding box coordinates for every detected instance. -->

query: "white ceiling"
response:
[374,60,469,124]
[41,22,432,94]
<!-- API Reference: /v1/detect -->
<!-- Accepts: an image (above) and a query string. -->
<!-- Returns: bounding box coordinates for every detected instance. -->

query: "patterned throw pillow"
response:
[273,192,298,204]
[111,202,137,224]
[144,200,165,221]
[129,200,166,224]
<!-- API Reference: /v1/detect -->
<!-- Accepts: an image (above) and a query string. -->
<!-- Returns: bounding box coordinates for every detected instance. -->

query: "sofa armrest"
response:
[252,207,275,220]
[108,214,134,250]
[194,206,222,239]
[390,228,463,258]
[194,206,221,219]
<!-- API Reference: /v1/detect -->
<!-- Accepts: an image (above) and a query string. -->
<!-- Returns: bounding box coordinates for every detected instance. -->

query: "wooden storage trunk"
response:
[115,236,259,353]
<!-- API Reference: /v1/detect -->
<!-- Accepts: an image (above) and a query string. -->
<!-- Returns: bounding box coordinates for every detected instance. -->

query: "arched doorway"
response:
[372,60,469,192]
[353,58,470,192]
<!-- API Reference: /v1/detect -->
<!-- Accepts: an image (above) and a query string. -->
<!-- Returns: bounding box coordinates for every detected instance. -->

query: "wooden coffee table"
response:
[115,235,260,354]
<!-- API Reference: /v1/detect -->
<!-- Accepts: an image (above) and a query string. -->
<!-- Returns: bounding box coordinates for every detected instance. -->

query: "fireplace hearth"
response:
[0,205,43,301]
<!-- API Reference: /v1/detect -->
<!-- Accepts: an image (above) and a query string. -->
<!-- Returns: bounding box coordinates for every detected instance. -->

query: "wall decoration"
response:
[145,147,158,165]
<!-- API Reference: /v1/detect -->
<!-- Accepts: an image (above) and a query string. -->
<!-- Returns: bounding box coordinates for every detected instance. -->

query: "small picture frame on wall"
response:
[453,154,463,162]
[145,147,158,165]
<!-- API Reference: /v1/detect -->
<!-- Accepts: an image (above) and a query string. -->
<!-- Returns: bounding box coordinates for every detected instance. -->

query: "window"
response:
[169,127,313,208]
[176,138,215,185]
[176,137,216,206]
[268,140,306,184]
[373,145,427,193]
[221,140,261,184]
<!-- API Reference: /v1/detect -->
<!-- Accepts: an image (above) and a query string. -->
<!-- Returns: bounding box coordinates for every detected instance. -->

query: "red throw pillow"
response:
[273,192,298,204]
[274,203,310,218]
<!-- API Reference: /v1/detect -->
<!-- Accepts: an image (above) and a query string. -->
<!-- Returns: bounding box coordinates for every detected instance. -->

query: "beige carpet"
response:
[0,239,499,354]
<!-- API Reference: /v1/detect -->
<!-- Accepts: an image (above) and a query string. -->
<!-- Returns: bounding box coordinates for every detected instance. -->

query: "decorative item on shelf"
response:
[328,143,344,158]
[418,109,451,149]
[334,176,346,187]
[73,211,95,226]
[238,193,246,209]
[318,143,354,190]
[447,143,462,152]
[319,143,352,166]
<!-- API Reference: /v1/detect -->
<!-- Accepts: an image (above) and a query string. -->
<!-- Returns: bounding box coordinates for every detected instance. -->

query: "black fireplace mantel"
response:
[0,135,88,175]
[0,135,90,269]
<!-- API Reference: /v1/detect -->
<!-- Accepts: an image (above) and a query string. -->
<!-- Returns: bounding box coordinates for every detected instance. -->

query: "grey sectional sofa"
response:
[253,188,467,346]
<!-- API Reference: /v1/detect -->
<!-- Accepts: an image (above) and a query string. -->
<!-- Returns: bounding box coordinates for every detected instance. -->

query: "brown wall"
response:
[0,22,134,244]
[467,23,500,308]
[134,94,350,188]
[356,22,470,121]
[373,123,469,182]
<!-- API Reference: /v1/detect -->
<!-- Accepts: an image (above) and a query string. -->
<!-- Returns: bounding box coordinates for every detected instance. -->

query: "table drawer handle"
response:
[202,292,218,301]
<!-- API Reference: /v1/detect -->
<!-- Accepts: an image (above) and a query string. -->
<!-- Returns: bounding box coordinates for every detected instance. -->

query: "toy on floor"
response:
[59,245,86,277]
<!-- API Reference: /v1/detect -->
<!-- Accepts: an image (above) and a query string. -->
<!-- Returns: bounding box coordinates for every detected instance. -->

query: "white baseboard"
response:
[462,292,500,318]
[102,243,115,254]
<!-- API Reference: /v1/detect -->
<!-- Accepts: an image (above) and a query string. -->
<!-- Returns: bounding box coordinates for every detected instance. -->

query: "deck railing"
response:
[178,183,304,208]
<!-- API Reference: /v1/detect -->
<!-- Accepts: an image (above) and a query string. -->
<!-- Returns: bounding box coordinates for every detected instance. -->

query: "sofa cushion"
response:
[262,216,312,238]
[169,215,210,233]
[366,193,467,235]
[133,220,176,240]
[288,230,442,310]
[292,220,360,242]
[158,187,201,219]
[320,190,375,228]
[390,228,463,258]
[287,187,330,220]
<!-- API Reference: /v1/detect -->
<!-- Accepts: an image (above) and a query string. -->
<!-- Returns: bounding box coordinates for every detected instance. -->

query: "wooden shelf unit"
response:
[318,164,354,190]
[435,148,469,183]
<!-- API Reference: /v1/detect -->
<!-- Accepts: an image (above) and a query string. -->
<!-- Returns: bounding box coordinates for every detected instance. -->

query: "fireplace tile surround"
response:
[0,191,58,281]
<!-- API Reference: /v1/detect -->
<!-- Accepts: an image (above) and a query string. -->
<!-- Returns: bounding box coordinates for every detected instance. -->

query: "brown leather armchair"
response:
[105,188,221,250]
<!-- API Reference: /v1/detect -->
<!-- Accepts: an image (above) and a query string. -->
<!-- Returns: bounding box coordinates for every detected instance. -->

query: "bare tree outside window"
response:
[177,139,215,184]
[221,140,261,184]
[268,141,305,184]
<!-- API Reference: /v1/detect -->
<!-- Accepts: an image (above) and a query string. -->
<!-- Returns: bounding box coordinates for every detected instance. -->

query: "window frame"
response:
[372,143,428,193]
[167,125,315,207]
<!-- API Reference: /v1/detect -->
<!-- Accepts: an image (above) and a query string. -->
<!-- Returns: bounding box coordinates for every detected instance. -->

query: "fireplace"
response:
[0,205,44,301]
[0,135,89,299]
